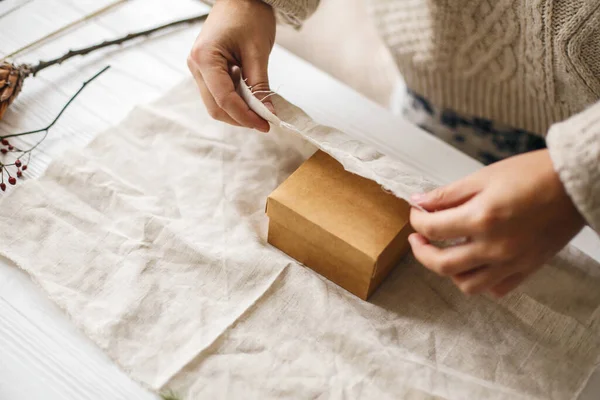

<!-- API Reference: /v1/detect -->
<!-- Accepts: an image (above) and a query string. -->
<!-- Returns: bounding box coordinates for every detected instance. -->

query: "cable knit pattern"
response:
[264,0,600,232]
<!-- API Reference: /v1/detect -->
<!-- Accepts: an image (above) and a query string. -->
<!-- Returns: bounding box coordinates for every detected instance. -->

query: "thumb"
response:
[242,51,275,115]
[411,178,479,211]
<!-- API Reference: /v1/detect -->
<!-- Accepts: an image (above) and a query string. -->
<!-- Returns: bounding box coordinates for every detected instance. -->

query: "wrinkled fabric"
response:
[0,79,599,399]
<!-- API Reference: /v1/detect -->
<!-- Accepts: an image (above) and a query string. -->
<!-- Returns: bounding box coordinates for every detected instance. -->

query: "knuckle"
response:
[492,239,517,260]
[215,92,235,111]
[429,189,446,204]
[190,42,216,69]
[190,42,207,62]
[473,209,499,231]
[420,223,440,240]
[250,81,270,92]
[186,55,196,71]
[207,106,225,121]
[459,282,478,295]
[435,258,455,276]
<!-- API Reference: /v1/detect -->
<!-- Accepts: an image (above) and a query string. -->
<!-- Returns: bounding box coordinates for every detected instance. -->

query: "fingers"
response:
[410,233,529,297]
[241,50,276,115]
[410,204,476,241]
[201,54,269,132]
[189,58,240,127]
[242,50,270,97]
[411,177,480,212]
[452,263,518,295]
[409,233,491,276]
[188,50,269,132]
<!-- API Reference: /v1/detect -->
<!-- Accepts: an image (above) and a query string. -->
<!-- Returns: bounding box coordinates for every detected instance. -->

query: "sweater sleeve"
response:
[200,0,319,28]
[547,101,600,233]
[262,0,320,28]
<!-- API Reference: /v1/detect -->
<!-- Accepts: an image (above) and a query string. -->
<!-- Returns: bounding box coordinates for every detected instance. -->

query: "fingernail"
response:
[264,101,276,115]
[411,193,425,203]
[256,125,269,133]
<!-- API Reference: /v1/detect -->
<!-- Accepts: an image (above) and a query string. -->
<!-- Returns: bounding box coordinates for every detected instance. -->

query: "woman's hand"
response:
[187,0,276,132]
[408,149,585,298]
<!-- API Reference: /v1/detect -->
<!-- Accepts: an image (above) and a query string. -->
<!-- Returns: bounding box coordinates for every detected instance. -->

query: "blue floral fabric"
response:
[404,90,547,165]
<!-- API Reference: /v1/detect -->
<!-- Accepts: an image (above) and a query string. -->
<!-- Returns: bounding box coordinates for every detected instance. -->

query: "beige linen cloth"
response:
[0,79,599,400]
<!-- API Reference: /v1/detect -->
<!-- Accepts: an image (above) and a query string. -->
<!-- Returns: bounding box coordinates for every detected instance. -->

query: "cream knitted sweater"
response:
[263,0,600,233]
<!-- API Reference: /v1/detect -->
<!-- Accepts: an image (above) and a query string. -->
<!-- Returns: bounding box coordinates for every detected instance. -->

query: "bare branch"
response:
[28,13,208,76]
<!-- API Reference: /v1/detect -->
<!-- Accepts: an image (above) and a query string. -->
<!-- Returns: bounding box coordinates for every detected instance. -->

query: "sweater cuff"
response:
[201,0,319,28]
[261,0,320,28]
[547,102,600,232]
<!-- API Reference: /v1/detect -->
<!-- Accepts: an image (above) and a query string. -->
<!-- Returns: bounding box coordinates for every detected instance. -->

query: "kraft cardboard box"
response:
[266,150,413,300]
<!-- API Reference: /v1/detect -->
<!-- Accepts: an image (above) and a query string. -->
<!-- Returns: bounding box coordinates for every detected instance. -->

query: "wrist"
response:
[216,0,273,11]
[541,149,586,227]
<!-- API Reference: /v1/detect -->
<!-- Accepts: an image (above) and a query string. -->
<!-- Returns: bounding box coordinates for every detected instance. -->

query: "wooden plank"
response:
[0,268,157,400]
[0,0,34,19]
[0,1,206,398]
[0,0,121,58]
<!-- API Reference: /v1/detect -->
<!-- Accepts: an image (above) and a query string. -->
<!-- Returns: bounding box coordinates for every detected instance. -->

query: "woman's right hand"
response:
[187,0,276,132]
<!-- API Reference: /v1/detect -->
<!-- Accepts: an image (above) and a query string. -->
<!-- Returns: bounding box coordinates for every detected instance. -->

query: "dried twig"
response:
[29,13,208,76]
[0,12,209,119]
[0,65,110,190]
[2,66,110,139]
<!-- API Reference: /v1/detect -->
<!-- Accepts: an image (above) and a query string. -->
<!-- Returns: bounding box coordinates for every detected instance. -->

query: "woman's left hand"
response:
[408,149,585,298]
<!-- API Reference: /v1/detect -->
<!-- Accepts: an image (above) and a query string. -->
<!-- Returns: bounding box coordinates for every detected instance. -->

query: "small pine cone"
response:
[0,63,29,121]
[8,177,16,185]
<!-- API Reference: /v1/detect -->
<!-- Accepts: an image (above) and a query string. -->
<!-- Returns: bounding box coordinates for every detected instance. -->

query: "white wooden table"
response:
[1,1,599,399]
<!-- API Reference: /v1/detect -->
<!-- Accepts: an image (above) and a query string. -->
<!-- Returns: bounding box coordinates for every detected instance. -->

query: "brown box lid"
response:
[266,150,412,300]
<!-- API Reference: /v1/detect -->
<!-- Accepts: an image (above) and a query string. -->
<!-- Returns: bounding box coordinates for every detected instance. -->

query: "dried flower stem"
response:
[28,13,208,76]
[2,65,110,140]
[0,65,110,190]
[1,11,209,121]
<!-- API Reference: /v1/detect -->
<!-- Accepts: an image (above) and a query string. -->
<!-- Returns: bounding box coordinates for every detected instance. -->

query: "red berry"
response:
[8,177,16,185]
[14,160,21,167]
[21,165,27,170]
[1,149,7,154]
[16,170,22,178]
[8,146,13,150]
[0,183,5,191]
[1,139,8,146]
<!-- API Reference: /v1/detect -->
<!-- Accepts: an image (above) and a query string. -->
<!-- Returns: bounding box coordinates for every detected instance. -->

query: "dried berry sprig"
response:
[0,12,208,120]
[0,65,110,191]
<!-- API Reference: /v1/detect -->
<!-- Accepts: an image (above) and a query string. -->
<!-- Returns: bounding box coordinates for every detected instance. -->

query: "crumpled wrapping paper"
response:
[0,79,599,400]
